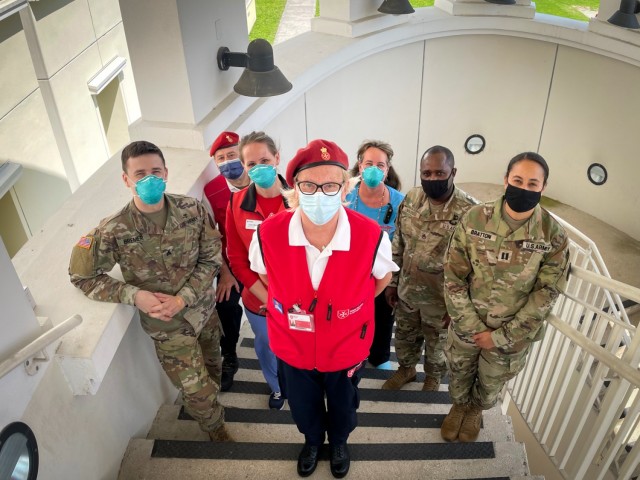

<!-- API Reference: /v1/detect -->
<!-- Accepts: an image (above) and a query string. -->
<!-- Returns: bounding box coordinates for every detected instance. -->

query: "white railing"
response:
[0,314,83,379]
[508,216,640,480]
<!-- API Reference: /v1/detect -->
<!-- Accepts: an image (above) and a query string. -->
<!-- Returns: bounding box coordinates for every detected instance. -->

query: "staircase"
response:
[118,323,542,479]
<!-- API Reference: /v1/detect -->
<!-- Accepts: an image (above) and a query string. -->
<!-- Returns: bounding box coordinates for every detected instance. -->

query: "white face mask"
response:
[298,189,342,225]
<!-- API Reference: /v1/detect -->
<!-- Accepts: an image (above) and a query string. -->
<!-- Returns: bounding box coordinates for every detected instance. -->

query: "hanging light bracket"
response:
[216,40,292,97]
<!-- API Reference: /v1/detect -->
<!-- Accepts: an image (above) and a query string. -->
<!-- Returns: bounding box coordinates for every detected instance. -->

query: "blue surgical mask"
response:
[248,164,277,189]
[298,190,342,225]
[133,175,166,205]
[218,158,244,180]
[361,166,385,188]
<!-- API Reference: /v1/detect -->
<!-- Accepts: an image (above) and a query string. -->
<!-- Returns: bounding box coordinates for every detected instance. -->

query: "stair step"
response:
[121,440,531,479]
[119,320,533,479]
[148,405,514,443]
[218,379,452,403]
[150,440,496,461]
[233,357,446,389]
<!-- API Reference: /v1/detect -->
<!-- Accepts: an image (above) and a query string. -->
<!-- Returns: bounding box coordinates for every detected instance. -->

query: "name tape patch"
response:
[468,228,497,242]
[522,241,552,253]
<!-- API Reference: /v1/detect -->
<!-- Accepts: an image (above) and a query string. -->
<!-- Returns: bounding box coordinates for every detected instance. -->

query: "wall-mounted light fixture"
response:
[378,0,415,15]
[484,0,516,5]
[217,39,292,97]
[608,0,640,29]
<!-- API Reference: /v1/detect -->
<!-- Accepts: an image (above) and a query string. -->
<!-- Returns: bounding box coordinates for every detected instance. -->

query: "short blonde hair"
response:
[283,169,354,209]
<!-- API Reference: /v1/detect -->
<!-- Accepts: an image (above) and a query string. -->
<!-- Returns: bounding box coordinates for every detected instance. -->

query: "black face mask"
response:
[504,184,541,213]
[421,174,452,200]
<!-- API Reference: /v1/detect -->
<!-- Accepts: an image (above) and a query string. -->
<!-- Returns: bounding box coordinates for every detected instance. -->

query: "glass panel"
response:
[588,164,607,185]
[465,135,485,154]
[0,432,29,480]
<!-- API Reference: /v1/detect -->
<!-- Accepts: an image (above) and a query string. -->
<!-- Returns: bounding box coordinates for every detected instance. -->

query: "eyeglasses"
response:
[296,181,343,196]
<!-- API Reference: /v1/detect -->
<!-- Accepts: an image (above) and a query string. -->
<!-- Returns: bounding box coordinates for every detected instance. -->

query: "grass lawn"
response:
[534,0,599,21]
[249,0,288,43]
[254,0,600,43]
[409,0,599,21]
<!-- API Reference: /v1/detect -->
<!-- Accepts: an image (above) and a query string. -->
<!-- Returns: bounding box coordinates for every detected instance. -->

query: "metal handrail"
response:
[549,212,614,279]
[507,220,640,479]
[546,313,640,388]
[0,314,82,380]
[570,265,640,305]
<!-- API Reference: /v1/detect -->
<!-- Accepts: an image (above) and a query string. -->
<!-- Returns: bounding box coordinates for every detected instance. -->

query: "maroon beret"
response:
[286,139,349,187]
[209,131,239,157]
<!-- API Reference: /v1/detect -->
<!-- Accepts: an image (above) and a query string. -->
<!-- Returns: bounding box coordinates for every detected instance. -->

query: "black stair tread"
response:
[178,406,484,429]
[219,380,452,403]
[151,441,495,461]
[236,358,449,383]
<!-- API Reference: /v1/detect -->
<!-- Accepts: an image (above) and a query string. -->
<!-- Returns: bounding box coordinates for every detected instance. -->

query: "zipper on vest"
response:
[327,301,332,321]
[360,323,368,339]
[308,292,317,313]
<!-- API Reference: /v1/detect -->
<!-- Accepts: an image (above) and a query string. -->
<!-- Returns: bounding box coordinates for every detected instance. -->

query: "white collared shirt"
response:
[226,179,244,193]
[249,206,398,289]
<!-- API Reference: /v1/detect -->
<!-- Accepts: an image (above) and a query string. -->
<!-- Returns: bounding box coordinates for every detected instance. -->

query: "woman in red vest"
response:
[249,139,398,478]
[225,131,288,410]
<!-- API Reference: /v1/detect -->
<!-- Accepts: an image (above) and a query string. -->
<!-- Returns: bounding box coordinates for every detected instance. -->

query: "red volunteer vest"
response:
[226,180,288,313]
[203,175,231,263]
[258,209,383,371]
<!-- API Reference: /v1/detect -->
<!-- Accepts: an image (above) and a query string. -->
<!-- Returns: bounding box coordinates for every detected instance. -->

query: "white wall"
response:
[21,318,175,480]
[0,238,48,426]
[304,42,425,187]
[263,95,308,173]
[267,32,640,240]
[0,12,37,117]
[420,35,556,184]
[0,0,142,239]
[539,45,640,239]
[120,0,248,126]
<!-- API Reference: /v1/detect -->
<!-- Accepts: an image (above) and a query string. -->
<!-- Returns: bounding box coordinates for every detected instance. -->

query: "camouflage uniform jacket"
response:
[445,197,570,350]
[69,194,222,335]
[390,186,478,311]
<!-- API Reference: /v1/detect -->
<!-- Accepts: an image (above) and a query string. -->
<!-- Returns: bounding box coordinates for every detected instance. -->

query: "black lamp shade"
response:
[217,39,292,97]
[608,0,640,29]
[378,0,415,15]
[235,67,292,97]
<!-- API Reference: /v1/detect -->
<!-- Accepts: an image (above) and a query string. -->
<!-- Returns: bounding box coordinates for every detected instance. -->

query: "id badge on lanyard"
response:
[287,304,315,332]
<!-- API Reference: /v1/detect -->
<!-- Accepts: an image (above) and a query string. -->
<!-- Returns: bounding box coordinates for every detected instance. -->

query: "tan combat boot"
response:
[440,403,468,442]
[208,424,234,442]
[422,376,440,392]
[458,404,483,442]
[381,365,417,390]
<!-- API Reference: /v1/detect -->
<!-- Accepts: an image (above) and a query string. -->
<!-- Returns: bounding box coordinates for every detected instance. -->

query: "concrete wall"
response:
[120,0,248,126]
[0,1,140,251]
[22,317,175,480]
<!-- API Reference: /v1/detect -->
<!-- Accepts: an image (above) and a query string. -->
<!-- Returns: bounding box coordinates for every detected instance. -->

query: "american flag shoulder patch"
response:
[77,236,93,249]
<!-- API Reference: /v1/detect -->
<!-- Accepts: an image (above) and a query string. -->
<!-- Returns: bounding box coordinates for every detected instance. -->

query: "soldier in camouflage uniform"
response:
[382,146,478,391]
[441,152,570,443]
[69,141,232,442]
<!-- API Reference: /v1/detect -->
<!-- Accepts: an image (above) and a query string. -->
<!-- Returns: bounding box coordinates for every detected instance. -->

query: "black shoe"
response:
[330,443,350,478]
[221,354,239,392]
[297,444,319,477]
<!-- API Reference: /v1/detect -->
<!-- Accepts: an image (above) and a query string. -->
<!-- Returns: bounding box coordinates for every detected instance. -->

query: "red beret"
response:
[286,139,349,187]
[209,131,239,157]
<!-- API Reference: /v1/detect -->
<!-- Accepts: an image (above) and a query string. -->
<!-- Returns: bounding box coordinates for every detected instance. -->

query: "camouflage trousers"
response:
[444,326,530,410]
[152,312,224,433]
[393,299,448,380]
